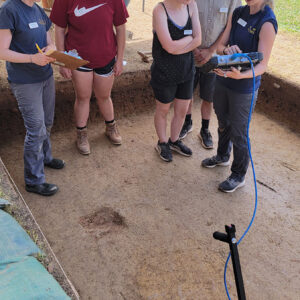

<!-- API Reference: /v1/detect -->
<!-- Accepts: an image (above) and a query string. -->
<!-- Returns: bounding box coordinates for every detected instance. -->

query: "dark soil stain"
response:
[79,207,126,230]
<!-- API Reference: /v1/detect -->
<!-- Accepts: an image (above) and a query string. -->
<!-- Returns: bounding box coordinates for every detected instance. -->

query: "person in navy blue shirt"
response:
[0,0,65,196]
[201,0,277,192]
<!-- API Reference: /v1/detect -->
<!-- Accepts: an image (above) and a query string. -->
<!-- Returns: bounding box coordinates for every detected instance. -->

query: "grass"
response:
[241,0,300,34]
[275,0,300,33]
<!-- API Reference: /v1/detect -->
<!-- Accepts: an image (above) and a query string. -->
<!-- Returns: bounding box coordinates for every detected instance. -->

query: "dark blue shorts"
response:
[194,68,216,103]
[151,78,194,104]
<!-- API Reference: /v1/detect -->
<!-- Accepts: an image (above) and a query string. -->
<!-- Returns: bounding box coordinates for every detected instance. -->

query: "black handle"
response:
[213,231,228,243]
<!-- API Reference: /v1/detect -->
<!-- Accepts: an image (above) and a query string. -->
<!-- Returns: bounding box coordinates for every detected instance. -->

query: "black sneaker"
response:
[168,138,192,156]
[201,155,230,168]
[198,128,213,149]
[155,141,173,162]
[218,174,245,193]
[179,119,193,139]
[25,183,59,196]
[45,158,65,169]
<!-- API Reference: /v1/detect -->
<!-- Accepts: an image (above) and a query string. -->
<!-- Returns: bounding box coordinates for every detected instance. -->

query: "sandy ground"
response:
[1,100,300,299]
[0,0,300,299]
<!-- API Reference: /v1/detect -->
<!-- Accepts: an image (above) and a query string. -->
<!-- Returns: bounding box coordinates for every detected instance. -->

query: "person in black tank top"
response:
[151,0,201,162]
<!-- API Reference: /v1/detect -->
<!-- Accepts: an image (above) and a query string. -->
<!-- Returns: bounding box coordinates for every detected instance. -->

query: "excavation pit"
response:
[0,68,299,299]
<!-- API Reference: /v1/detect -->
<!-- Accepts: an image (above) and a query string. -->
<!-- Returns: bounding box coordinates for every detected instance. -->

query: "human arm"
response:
[152,3,194,54]
[196,15,232,66]
[54,24,72,79]
[0,29,55,66]
[172,1,202,55]
[114,23,126,76]
[42,31,56,53]
[216,22,276,79]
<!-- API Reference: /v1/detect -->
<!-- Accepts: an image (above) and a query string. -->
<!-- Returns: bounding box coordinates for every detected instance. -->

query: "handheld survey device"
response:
[199,52,263,73]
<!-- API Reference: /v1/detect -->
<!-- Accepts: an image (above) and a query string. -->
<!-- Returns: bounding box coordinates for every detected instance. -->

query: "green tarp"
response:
[0,197,10,208]
[0,209,41,263]
[0,256,70,300]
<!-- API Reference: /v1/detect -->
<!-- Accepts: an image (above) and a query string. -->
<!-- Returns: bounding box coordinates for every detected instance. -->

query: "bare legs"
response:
[72,70,115,126]
[201,99,213,121]
[155,98,191,143]
[185,98,213,122]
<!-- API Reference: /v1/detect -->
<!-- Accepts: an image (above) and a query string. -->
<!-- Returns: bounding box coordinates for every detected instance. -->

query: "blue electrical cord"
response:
[223,53,258,300]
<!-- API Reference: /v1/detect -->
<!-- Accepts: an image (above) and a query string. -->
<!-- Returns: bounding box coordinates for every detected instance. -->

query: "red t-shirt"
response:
[50,0,129,68]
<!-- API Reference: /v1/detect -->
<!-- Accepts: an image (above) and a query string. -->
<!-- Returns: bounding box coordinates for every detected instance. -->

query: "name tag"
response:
[220,7,228,13]
[29,22,39,29]
[184,29,192,35]
[237,18,247,27]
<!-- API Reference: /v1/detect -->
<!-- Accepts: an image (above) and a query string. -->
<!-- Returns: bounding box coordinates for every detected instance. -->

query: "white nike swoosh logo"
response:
[74,3,106,17]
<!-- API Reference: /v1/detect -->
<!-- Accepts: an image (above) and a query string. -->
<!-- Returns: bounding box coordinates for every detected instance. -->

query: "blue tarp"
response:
[0,256,70,300]
[0,209,41,263]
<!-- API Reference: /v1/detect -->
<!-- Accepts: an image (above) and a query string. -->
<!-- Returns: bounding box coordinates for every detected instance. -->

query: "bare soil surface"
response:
[1,100,300,299]
[0,0,300,299]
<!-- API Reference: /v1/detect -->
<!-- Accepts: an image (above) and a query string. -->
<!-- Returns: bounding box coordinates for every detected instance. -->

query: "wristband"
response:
[29,55,32,63]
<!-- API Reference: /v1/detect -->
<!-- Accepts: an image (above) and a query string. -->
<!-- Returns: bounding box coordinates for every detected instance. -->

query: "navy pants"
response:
[10,76,55,185]
[213,80,258,179]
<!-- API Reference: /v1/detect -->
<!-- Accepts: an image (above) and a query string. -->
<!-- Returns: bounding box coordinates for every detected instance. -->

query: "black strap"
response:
[161,2,190,19]
[160,2,169,18]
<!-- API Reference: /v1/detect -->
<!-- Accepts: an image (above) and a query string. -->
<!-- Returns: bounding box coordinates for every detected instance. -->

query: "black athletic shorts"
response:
[193,68,216,103]
[151,78,194,104]
[77,57,116,77]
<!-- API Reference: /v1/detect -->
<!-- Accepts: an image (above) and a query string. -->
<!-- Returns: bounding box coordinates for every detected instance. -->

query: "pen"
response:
[35,43,43,54]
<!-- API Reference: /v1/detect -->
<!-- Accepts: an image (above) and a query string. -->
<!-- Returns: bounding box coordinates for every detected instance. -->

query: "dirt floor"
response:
[1,102,300,300]
[0,0,300,299]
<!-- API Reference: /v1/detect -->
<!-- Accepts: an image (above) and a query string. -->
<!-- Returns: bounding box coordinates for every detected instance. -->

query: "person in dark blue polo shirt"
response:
[0,0,65,196]
[201,0,277,192]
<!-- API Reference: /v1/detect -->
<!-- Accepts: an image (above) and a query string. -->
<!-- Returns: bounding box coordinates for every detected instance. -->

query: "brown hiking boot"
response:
[76,128,90,155]
[105,121,122,145]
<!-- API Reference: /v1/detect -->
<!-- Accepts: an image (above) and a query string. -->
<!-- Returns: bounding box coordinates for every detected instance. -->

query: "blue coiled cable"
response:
[223,53,258,300]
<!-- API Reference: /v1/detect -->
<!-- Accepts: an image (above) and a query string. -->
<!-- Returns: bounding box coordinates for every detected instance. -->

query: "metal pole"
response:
[213,224,246,300]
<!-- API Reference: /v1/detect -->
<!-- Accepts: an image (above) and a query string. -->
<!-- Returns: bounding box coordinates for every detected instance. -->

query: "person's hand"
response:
[31,53,55,66]
[41,44,56,54]
[59,66,72,79]
[214,66,243,80]
[113,59,123,77]
[198,48,213,66]
[193,47,201,64]
[223,45,242,55]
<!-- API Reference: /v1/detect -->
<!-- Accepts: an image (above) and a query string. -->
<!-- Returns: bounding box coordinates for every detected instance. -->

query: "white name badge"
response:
[237,18,247,27]
[29,22,39,29]
[220,7,228,13]
[184,29,192,35]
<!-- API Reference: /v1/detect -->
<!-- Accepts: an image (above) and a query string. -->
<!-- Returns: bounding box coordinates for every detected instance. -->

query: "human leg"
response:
[229,89,258,179]
[93,72,121,144]
[42,76,55,164]
[154,100,171,143]
[42,76,65,168]
[169,100,193,157]
[218,89,258,193]
[198,72,216,149]
[154,100,172,162]
[10,81,58,195]
[202,81,231,168]
[72,70,93,154]
[179,67,201,139]
[170,99,191,143]
[179,98,193,139]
